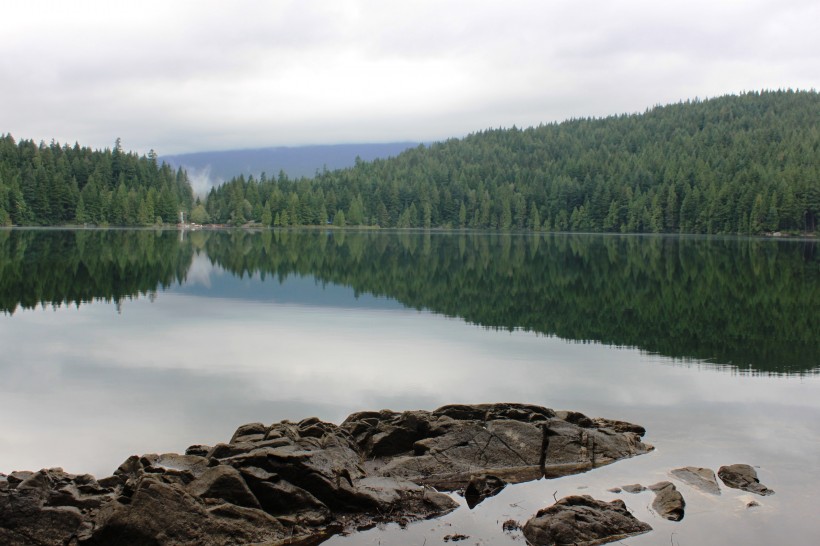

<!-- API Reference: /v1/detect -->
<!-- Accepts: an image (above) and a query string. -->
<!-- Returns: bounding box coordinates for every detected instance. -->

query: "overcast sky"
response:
[2,0,818,155]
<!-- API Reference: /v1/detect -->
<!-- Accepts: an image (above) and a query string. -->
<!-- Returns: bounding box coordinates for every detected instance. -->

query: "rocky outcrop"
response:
[670,466,720,495]
[0,403,652,546]
[522,495,652,546]
[648,481,686,521]
[348,403,653,489]
[718,464,774,496]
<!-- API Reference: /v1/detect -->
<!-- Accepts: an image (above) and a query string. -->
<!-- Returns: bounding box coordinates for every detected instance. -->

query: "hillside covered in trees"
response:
[204,90,819,234]
[0,136,194,226]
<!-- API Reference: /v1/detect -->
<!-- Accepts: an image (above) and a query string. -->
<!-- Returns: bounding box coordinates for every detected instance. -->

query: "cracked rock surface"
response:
[0,403,651,546]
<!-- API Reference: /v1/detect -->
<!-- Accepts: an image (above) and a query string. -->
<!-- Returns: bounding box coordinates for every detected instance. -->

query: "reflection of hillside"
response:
[203,230,820,375]
[0,229,193,314]
[1,229,817,374]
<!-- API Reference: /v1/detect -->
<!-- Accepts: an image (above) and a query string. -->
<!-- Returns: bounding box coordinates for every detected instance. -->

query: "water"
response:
[1,228,818,544]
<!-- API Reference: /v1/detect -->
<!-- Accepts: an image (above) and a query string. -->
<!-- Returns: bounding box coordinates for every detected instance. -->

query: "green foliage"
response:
[202,90,819,234]
[0,135,194,226]
[190,203,210,224]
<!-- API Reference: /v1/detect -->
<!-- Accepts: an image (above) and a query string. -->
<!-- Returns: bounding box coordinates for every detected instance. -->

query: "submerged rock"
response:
[0,403,652,546]
[648,481,686,521]
[621,483,646,493]
[718,464,774,496]
[671,466,721,495]
[522,495,652,546]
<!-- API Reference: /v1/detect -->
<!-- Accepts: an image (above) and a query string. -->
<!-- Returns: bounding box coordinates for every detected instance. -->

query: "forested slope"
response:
[205,90,819,234]
[0,137,194,226]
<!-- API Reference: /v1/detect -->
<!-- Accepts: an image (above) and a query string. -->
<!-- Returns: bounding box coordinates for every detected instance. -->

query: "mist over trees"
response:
[0,136,194,226]
[204,90,819,234]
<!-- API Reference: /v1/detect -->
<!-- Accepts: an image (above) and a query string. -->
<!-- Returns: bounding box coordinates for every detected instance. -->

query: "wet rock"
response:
[238,465,330,525]
[184,444,211,457]
[0,468,107,545]
[671,466,721,495]
[648,481,685,521]
[186,465,261,509]
[87,474,287,546]
[718,464,774,496]
[522,495,652,545]
[1,403,650,546]
[230,422,269,443]
[463,474,506,508]
[351,403,652,489]
[607,487,622,493]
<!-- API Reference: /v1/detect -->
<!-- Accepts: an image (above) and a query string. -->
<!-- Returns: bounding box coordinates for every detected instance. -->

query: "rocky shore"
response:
[0,403,653,545]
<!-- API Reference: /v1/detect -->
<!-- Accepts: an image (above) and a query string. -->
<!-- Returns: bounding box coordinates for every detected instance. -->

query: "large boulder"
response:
[522,495,652,545]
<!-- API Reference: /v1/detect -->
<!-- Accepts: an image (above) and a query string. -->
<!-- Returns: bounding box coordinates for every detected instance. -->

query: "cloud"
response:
[1,0,817,154]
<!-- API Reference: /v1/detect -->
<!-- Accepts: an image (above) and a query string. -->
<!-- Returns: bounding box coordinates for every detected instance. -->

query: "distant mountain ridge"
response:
[161,142,422,185]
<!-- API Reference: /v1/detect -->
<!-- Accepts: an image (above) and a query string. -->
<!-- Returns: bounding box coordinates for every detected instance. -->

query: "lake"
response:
[1,228,819,545]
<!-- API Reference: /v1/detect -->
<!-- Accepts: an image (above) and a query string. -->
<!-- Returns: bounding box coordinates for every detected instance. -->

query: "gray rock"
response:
[648,481,686,521]
[464,474,506,508]
[185,465,261,509]
[671,466,720,495]
[0,468,106,545]
[523,495,652,545]
[230,422,269,443]
[349,403,652,489]
[87,475,287,546]
[718,464,774,496]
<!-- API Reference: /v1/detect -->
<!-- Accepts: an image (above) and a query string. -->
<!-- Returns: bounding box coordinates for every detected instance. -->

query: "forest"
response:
[0,136,194,226]
[203,90,819,234]
[2,90,818,234]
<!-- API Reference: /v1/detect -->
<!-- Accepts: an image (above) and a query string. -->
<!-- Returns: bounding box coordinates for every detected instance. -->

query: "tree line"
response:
[0,135,194,226]
[203,89,819,234]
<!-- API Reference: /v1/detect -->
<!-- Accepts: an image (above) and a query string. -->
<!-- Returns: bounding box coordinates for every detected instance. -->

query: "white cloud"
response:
[1,0,817,154]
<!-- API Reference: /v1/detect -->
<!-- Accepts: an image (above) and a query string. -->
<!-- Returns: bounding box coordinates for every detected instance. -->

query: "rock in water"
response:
[522,495,652,546]
[346,403,653,489]
[463,474,506,508]
[648,481,686,521]
[0,403,652,546]
[621,483,646,493]
[670,466,721,495]
[718,464,774,496]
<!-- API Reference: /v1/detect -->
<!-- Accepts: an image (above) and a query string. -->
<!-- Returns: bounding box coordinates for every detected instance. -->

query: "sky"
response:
[2,0,818,155]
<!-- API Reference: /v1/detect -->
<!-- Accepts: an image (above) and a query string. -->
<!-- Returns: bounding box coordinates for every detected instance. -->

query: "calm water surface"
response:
[1,229,818,545]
